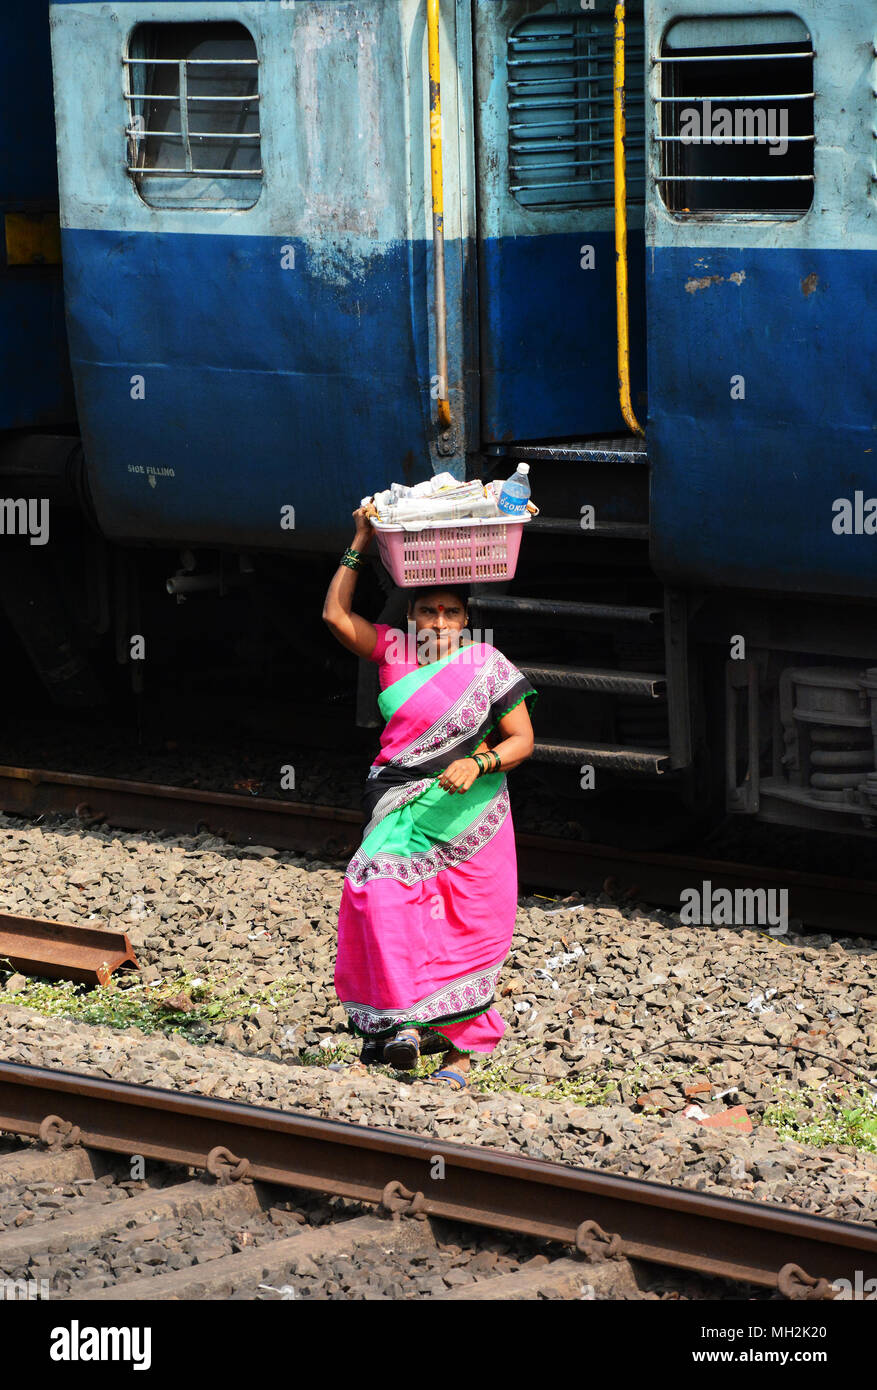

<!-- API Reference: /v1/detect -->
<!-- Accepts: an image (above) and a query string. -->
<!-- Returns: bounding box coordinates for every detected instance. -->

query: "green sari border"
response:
[377,639,476,722]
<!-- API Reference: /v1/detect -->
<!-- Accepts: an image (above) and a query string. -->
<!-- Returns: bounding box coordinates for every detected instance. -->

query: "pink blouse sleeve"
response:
[366,623,394,665]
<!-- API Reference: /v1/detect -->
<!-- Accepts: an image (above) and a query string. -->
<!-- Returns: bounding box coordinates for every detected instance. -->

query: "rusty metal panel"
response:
[0,914,138,987]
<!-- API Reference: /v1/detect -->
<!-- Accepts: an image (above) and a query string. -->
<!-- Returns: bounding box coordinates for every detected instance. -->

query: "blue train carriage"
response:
[48,0,639,550]
[48,0,484,551]
[46,0,663,810]
[644,0,877,839]
[44,0,877,841]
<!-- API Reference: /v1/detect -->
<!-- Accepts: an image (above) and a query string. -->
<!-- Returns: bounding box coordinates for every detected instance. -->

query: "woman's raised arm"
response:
[322,507,380,658]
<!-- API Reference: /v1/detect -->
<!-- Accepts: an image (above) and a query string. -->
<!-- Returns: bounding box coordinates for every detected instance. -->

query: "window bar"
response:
[510,178,619,192]
[122,56,258,65]
[509,95,621,110]
[674,60,683,205]
[509,114,644,131]
[126,93,260,102]
[655,134,814,143]
[656,174,814,182]
[510,73,636,89]
[508,50,645,68]
[653,51,815,64]
[656,93,814,103]
[178,59,193,172]
[512,135,644,153]
[126,167,263,178]
[512,155,639,172]
[128,129,260,141]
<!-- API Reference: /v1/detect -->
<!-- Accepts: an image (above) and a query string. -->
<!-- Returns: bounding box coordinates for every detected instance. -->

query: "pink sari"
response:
[335,640,536,1053]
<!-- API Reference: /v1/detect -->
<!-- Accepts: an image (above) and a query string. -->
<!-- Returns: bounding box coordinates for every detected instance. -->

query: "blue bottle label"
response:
[498,493,527,515]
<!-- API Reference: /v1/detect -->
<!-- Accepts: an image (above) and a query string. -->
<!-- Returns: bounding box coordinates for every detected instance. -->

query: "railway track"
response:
[0,763,875,937]
[0,1060,873,1301]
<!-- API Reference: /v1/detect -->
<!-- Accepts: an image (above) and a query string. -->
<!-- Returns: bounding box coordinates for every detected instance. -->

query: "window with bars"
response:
[657,18,815,218]
[125,22,261,209]
[507,11,645,210]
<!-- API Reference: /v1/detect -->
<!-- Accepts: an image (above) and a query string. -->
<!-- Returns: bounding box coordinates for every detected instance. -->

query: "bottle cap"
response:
[517,463,530,475]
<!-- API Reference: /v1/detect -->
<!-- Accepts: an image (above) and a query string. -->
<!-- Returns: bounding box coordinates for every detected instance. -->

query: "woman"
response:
[322,507,536,1090]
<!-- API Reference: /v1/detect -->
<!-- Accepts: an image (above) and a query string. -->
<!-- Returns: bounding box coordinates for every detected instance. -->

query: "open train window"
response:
[125,22,261,209]
[657,15,814,219]
[507,9,645,209]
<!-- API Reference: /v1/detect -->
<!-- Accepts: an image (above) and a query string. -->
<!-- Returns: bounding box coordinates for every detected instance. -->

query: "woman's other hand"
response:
[352,505,375,551]
[437,758,480,794]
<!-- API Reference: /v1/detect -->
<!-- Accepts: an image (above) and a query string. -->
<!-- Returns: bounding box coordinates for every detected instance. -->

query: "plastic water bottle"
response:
[497,463,530,516]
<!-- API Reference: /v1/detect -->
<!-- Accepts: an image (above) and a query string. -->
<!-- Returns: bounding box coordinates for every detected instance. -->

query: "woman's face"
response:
[408,591,468,658]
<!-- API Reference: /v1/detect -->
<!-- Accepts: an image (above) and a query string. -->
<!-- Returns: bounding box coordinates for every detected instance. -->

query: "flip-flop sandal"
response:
[424,1068,469,1091]
[382,1028,421,1070]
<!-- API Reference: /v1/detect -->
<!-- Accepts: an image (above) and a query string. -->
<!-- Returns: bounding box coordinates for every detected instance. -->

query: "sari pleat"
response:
[335,642,537,1053]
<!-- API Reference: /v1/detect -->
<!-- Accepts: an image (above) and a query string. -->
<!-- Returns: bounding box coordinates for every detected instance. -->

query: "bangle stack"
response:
[470,750,502,777]
[340,547,364,572]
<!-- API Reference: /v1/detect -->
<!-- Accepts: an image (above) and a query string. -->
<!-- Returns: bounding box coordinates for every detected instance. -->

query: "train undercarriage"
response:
[4,430,875,847]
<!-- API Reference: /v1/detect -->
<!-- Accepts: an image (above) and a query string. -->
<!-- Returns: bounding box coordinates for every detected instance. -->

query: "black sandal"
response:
[382,1027,421,1070]
[360,1038,385,1066]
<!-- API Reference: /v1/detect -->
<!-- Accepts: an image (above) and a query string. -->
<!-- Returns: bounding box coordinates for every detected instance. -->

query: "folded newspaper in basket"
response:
[363,473,533,530]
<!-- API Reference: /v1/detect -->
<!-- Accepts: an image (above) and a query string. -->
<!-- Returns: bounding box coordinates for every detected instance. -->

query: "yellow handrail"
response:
[427,0,452,433]
[613,1,644,437]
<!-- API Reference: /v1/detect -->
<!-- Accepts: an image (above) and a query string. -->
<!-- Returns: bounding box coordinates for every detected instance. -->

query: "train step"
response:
[469,594,662,626]
[531,739,670,775]
[518,663,665,699]
[526,517,649,541]
[505,436,649,466]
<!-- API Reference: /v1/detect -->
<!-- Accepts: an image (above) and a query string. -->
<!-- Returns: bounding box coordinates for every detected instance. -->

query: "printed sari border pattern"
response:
[345,784,510,887]
[341,960,504,1034]
[394,652,524,770]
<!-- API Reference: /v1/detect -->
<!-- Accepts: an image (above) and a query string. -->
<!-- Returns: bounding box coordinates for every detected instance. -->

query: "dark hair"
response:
[405,585,470,612]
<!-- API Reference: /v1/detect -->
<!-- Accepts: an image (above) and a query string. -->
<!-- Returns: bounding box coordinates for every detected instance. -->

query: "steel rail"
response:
[0,764,875,936]
[0,913,138,987]
[0,1061,873,1291]
[0,764,362,853]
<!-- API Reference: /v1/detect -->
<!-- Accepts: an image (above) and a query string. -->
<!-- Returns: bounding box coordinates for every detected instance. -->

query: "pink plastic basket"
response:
[371,515,529,588]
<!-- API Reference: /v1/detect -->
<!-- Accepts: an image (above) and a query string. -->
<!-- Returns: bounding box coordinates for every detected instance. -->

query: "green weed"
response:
[0,965,301,1039]
[763,1082,877,1154]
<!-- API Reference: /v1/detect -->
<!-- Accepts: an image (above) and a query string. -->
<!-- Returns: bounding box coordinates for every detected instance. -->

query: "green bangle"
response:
[340,548,363,571]
[492,751,502,771]
[472,754,486,776]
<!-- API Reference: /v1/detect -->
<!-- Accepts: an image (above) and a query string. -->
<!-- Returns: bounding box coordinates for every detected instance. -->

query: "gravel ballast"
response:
[1,811,876,1229]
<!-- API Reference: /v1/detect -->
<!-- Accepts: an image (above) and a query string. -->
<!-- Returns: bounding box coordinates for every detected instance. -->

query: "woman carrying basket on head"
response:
[322,507,537,1091]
